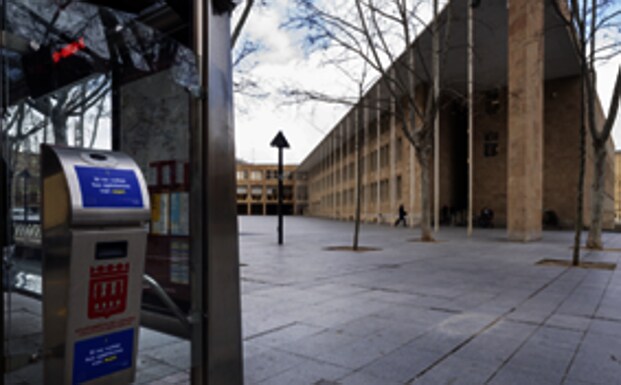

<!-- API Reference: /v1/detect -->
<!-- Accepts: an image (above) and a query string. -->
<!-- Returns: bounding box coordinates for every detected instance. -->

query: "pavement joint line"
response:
[484,262,597,385]
[405,264,574,384]
[244,321,298,341]
[559,258,618,385]
[428,307,462,314]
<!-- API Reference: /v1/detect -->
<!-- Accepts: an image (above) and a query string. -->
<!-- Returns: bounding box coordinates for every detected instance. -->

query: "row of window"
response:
[310,141,404,194]
[309,126,403,176]
[236,186,294,201]
[236,169,294,181]
[311,138,404,179]
[316,176,403,208]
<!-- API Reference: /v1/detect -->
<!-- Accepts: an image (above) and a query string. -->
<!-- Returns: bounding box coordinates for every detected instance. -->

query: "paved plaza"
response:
[5,216,621,384]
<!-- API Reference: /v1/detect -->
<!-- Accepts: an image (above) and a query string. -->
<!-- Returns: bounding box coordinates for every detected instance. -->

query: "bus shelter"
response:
[1,1,243,384]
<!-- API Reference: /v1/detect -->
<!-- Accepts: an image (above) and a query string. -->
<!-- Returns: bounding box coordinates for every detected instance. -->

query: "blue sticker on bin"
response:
[75,166,143,208]
[72,328,134,384]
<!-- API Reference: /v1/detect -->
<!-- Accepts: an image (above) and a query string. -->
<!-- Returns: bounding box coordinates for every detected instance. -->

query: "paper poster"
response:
[151,193,169,235]
[170,240,189,285]
[170,192,189,236]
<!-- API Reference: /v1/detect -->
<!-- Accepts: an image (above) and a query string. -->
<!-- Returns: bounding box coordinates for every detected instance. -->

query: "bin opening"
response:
[95,241,128,260]
[89,153,108,162]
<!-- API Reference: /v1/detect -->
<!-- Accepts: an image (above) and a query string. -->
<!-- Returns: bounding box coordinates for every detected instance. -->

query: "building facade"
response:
[236,163,302,215]
[297,0,615,239]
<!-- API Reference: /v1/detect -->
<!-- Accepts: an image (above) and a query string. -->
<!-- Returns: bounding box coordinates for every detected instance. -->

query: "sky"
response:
[233,0,621,165]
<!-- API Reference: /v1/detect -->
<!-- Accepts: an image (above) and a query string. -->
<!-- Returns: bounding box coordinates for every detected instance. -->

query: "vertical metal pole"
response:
[433,0,440,232]
[22,175,27,221]
[0,0,6,374]
[190,2,205,383]
[278,148,283,245]
[191,1,243,384]
[467,1,474,236]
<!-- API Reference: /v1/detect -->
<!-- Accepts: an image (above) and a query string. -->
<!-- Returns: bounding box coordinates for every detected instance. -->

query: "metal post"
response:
[467,1,475,236]
[271,131,290,245]
[433,0,440,232]
[191,1,243,384]
[278,148,283,244]
[22,172,27,221]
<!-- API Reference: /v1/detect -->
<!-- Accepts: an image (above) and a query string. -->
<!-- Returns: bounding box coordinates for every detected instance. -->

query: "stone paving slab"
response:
[4,216,621,384]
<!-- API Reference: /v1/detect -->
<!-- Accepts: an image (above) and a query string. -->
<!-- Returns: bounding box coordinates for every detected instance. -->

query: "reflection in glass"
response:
[2,1,199,384]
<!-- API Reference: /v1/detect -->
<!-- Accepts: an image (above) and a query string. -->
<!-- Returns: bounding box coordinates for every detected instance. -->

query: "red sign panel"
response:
[88,263,129,319]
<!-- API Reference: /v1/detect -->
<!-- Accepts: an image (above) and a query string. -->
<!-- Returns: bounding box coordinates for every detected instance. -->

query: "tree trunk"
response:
[572,77,586,266]
[586,145,607,249]
[418,151,434,242]
[353,123,362,250]
[51,112,68,146]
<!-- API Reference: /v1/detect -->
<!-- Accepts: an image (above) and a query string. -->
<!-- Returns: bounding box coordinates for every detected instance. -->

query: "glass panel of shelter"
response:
[1,1,199,383]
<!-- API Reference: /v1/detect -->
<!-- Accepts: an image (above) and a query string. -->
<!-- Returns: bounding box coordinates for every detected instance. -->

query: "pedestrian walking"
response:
[394,204,407,227]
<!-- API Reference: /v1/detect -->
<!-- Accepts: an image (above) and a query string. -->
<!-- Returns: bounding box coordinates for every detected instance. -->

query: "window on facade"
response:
[283,186,294,201]
[380,179,389,200]
[370,151,378,171]
[297,186,308,201]
[368,120,378,142]
[380,114,391,135]
[396,175,402,200]
[250,170,263,181]
[484,132,499,157]
[236,170,247,180]
[380,145,390,168]
[396,138,403,162]
[251,186,263,200]
[370,182,378,202]
[236,186,248,200]
[266,187,277,200]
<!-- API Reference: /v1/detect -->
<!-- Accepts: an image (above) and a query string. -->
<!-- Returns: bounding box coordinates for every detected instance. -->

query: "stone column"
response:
[507,0,544,241]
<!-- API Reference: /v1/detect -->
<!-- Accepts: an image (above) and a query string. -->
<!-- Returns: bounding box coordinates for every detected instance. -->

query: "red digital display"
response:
[52,37,86,63]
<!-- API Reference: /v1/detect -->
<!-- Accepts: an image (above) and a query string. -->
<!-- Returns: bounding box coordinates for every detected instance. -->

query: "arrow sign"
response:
[270,131,290,149]
[270,131,290,245]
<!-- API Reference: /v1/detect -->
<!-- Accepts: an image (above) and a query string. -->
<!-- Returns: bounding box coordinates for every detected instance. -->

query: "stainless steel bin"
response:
[41,145,150,385]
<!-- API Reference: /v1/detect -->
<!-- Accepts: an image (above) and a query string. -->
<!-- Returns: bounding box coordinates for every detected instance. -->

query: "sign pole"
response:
[278,147,283,245]
[270,131,290,246]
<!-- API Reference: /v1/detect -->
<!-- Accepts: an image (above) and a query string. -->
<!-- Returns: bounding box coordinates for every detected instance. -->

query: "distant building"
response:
[236,163,304,216]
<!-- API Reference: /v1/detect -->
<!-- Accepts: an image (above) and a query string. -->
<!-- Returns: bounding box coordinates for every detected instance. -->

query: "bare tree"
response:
[231,0,273,100]
[552,0,621,258]
[286,0,453,241]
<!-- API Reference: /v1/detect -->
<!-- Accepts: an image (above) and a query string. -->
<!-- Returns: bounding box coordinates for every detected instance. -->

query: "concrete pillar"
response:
[507,0,544,241]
